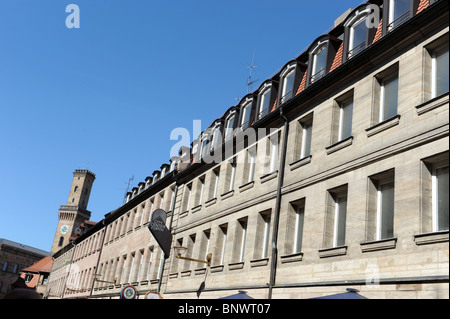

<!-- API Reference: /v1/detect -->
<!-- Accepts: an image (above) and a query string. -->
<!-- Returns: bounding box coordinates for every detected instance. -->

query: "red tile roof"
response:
[329,42,344,72]
[416,0,429,14]
[22,256,54,273]
[372,18,383,44]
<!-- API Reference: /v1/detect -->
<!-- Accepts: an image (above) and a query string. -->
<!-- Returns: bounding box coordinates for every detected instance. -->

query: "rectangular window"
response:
[201,138,209,160]
[255,211,271,259]
[294,204,305,253]
[432,43,449,98]
[247,147,257,183]
[218,224,228,265]
[433,164,449,231]
[367,170,395,242]
[328,186,348,247]
[234,218,248,263]
[226,161,236,193]
[184,183,192,212]
[379,73,399,122]
[337,95,354,142]
[213,167,220,199]
[300,119,313,159]
[374,65,399,123]
[269,133,279,174]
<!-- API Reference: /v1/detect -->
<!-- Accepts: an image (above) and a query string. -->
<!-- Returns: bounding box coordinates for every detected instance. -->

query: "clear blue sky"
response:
[0,0,363,252]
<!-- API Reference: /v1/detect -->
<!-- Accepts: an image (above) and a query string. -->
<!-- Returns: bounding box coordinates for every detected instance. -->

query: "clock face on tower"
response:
[60,225,70,235]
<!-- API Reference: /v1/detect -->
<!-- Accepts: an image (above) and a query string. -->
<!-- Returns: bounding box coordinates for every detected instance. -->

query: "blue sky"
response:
[0,0,364,252]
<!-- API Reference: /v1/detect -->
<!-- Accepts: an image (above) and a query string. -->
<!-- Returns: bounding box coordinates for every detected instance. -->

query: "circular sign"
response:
[60,225,69,235]
[145,291,163,299]
[120,285,137,299]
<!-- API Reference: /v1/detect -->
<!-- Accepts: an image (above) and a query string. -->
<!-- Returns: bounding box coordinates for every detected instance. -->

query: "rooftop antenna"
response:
[247,49,259,94]
[123,175,134,202]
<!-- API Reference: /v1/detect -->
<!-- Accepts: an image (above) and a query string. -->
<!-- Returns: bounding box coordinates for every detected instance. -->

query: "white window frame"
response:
[431,43,449,99]
[281,64,296,103]
[376,180,395,241]
[293,204,305,254]
[333,193,348,247]
[258,83,272,118]
[338,96,354,141]
[310,40,328,83]
[240,98,253,128]
[225,113,236,141]
[300,121,313,159]
[432,161,449,232]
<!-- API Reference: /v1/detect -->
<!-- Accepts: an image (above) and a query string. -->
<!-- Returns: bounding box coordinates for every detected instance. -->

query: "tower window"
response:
[58,236,64,247]
[74,186,78,193]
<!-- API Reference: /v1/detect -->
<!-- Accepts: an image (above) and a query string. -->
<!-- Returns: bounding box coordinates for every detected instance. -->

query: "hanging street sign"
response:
[148,209,172,259]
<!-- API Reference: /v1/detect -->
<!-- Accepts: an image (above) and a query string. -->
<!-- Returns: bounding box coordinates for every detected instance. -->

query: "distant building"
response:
[50,169,96,254]
[20,256,54,297]
[0,238,51,298]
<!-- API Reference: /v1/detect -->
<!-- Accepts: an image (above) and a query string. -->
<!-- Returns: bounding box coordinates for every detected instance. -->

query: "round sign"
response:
[120,285,137,299]
[60,225,69,235]
[145,291,163,299]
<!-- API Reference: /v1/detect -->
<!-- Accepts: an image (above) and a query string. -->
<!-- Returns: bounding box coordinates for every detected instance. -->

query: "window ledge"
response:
[194,268,207,275]
[180,211,189,219]
[280,252,303,264]
[416,92,449,115]
[205,197,217,207]
[289,156,312,171]
[414,230,449,245]
[365,115,401,137]
[180,270,191,277]
[318,246,348,258]
[228,262,245,270]
[191,204,202,214]
[360,238,397,252]
[220,190,234,201]
[250,258,269,268]
[239,181,255,193]
[210,265,224,273]
[260,171,278,184]
[168,273,178,280]
[326,136,353,155]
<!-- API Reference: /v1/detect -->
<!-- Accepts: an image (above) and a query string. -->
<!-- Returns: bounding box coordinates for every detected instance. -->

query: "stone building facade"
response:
[46,0,448,299]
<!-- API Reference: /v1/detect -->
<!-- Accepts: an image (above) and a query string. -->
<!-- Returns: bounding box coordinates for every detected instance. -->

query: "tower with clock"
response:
[50,169,96,254]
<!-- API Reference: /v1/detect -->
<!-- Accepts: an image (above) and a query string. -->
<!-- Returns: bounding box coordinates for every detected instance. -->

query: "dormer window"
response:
[387,0,411,31]
[200,137,210,160]
[343,4,381,61]
[224,113,236,141]
[280,64,296,104]
[310,42,328,83]
[212,124,222,150]
[240,97,254,130]
[348,17,368,58]
[258,85,272,119]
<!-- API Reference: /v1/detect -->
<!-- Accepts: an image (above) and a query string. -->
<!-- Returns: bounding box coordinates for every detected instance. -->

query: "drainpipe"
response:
[268,106,289,299]
[157,184,178,294]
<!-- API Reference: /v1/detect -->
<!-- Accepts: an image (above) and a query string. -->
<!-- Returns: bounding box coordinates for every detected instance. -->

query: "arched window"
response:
[58,236,64,247]
[74,186,78,193]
